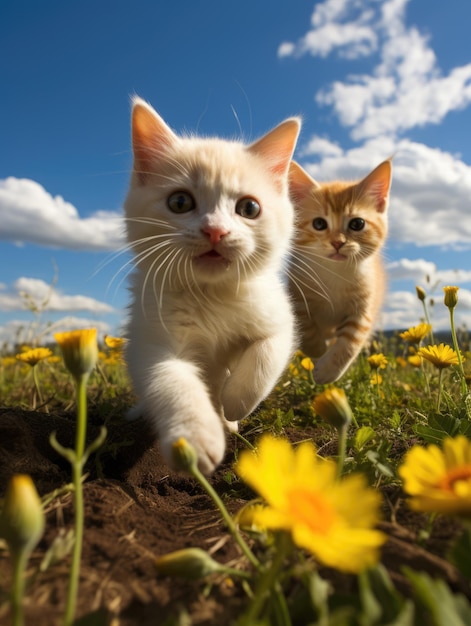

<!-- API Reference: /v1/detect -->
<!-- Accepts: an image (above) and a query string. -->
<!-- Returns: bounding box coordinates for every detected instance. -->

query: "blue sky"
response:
[1,0,471,347]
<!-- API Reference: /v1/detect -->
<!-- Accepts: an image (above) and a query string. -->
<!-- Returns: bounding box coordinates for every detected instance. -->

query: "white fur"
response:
[124,102,300,473]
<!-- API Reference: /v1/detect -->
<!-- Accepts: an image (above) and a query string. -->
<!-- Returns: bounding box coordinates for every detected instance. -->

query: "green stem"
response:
[32,364,42,409]
[63,373,89,626]
[449,308,468,396]
[11,550,28,626]
[190,465,260,570]
[232,431,256,451]
[437,369,443,413]
[336,425,348,479]
[241,533,292,626]
[421,300,435,344]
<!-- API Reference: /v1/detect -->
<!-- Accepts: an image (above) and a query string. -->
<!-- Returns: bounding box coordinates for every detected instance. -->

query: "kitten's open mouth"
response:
[329,252,347,261]
[194,249,231,269]
[200,250,223,259]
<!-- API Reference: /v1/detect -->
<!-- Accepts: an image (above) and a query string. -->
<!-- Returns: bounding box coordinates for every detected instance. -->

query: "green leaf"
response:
[307,570,331,625]
[404,568,471,626]
[354,426,376,451]
[449,526,471,580]
[360,565,405,624]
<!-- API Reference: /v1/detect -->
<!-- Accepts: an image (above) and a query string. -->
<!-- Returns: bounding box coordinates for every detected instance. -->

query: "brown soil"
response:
[0,406,469,625]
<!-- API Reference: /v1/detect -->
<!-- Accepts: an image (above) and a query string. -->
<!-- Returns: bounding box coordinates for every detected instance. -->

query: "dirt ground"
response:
[0,406,469,625]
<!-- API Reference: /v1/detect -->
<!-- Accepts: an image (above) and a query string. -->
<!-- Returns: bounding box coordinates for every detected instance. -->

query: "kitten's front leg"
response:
[313,317,371,384]
[222,331,294,422]
[137,357,226,473]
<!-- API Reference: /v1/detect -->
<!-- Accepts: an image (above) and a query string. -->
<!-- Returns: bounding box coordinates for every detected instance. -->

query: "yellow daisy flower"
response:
[399,323,432,345]
[417,343,459,370]
[367,354,388,370]
[370,372,383,386]
[235,436,385,573]
[399,436,471,517]
[300,357,314,371]
[312,387,353,430]
[54,328,98,381]
[16,347,52,367]
[104,335,126,350]
[407,354,422,368]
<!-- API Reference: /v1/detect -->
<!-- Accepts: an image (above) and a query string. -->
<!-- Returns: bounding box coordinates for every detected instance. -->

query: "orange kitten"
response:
[288,160,392,384]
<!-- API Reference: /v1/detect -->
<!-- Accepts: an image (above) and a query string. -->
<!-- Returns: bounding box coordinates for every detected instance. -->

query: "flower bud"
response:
[312,387,353,431]
[0,475,45,557]
[443,286,459,310]
[416,286,426,302]
[54,329,98,381]
[155,548,223,579]
[171,438,198,472]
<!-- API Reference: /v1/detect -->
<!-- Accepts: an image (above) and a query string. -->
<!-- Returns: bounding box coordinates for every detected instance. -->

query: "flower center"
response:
[287,487,336,534]
[439,464,471,493]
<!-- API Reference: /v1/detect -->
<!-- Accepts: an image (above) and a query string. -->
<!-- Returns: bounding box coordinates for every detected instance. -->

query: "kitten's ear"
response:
[289,161,321,204]
[358,159,392,213]
[131,97,178,182]
[248,118,301,180]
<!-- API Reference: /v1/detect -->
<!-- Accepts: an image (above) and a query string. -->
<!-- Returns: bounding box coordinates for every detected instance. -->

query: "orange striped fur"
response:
[288,160,392,384]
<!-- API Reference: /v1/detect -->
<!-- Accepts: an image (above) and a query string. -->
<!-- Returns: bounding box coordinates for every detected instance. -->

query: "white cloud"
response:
[281,0,471,140]
[386,259,471,286]
[0,316,113,348]
[380,287,471,331]
[279,0,379,59]
[0,277,114,314]
[0,177,125,251]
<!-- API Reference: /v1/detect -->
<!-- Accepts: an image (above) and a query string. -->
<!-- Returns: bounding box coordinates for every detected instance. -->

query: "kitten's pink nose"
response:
[331,240,345,251]
[201,226,230,244]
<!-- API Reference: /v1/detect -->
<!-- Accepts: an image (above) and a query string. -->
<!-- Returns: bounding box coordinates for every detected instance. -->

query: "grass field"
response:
[1,286,471,625]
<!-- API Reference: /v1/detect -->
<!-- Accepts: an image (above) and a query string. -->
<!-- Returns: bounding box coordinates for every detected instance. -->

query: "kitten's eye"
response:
[167,191,196,213]
[312,218,328,231]
[235,197,261,219]
[348,218,365,231]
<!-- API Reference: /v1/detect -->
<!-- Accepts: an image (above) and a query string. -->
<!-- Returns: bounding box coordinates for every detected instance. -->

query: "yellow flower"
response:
[443,285,459,309]
[104,335,126,350]
[408,354,422,368]
[16,347,52,367]
[235,436,385,573]
[312,387,353,430]
[417,343,459,370]
[0,474,45,556]
[399,436,471,518]
[395,356,407,368]
[367,354,388,370]
[300,357,314,371]
[54,328,98,381]
[370,372,383,386]
[289,363,300,377]
[399,323,432,345]
[2,356,18,367]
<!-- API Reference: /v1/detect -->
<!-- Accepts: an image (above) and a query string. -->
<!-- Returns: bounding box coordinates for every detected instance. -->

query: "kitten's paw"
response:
[224,418,239,434]
[312,357,344,385]
[160,422,226,474]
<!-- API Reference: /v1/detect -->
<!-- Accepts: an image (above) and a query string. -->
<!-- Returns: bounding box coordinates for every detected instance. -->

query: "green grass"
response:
[1,299,471,625]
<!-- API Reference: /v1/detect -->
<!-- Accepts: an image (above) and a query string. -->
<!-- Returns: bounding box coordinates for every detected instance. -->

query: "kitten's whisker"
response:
[286,270,312,320]
[140,244,178,314]
[292,245,357,285]
[289,255,330,301]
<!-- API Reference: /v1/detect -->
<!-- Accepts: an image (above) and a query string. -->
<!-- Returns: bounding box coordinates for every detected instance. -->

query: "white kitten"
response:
[124,98,300,473]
